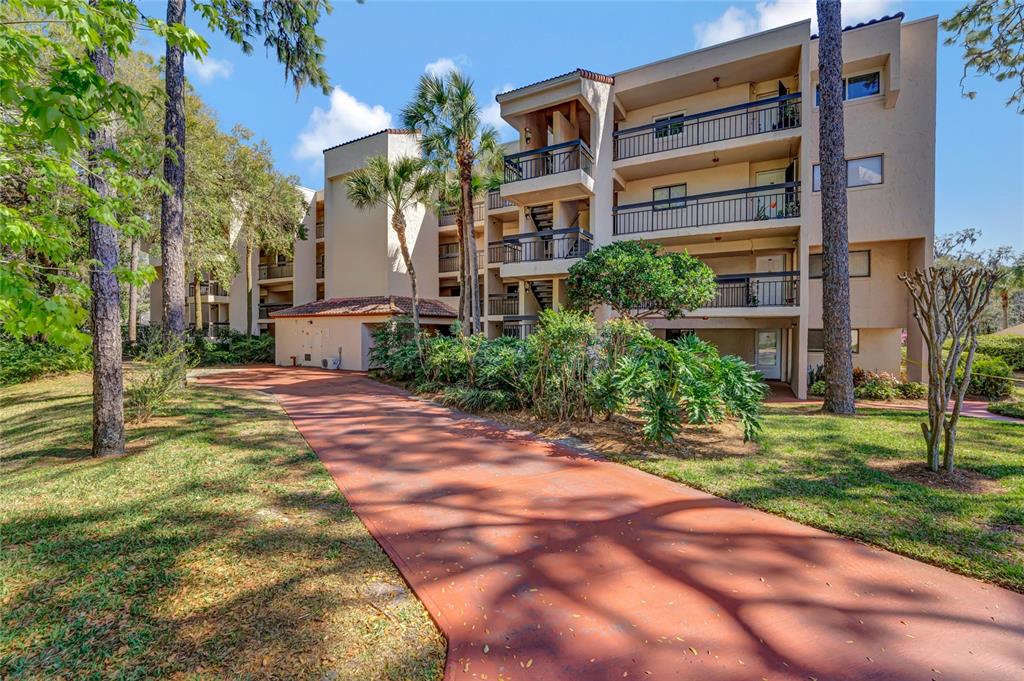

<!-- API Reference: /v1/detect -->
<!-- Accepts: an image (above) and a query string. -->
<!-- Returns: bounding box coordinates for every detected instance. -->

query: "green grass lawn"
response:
[0,374,444,680]
[599,405,1024,592]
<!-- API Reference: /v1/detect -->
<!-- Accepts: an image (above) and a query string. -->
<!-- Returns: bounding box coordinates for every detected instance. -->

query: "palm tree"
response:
[995,260,1024,328]
[816,0,856,414]
[346,156,435,338]
[402,71,500,335]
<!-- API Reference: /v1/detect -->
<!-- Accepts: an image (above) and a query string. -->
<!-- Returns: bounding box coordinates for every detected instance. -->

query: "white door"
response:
[755,329,781,380]
[754,169,786,220]
[753,254,785,306]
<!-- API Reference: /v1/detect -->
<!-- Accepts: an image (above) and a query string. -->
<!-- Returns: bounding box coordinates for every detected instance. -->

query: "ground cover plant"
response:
[0,374,444,679]
[0,336,91,387]
[370,310,768,443]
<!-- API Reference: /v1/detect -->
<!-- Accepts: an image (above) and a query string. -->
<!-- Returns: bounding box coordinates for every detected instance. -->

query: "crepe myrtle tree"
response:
[567,241,717,320]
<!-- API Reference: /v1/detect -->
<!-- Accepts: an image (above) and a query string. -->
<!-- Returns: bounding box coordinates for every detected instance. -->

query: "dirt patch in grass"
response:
[491,409,755,461]
[866,458,1005,494]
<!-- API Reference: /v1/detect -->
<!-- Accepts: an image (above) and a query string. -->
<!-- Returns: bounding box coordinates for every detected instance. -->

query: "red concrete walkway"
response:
[198,367,1024,681]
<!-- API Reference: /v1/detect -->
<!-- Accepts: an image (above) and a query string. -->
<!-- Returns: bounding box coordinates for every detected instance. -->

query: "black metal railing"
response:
[259,302,292,318]
[503,139,593,183]
[439,243,459,273]
[315,258,324,279]
[501,317,539,339]
[188,282,229,297]
[439,202,485,226]
[488,189,515,210]
[258,263,293,280]
[488,241,505,264]
[488,294,519,317]
[315,220,324,239]
[614,94,802,160]
[633,271,800,315]
[613,182,800,236]
[501,228,593,264]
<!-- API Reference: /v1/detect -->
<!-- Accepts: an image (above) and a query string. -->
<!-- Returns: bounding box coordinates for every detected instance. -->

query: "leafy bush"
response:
[960,353,1013,400]
[974,334,1024,371]
[438,386,517,412]
[807,364,825,386]
[988,399,1024,418]
[809,380,827,396]
[526,309,596,421]
[0,336,92,386]
[125,335,194,424]
[187,330,274,365]
[852,367,868,387]
[897,381,928,399]
[854,372,901,401]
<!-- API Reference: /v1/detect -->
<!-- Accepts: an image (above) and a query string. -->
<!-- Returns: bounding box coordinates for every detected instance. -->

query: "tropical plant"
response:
[943,0,1024,112]
[0,336,92,387]
[345,156,435,338]
[403,70,502,334]
[157,0,331,337]
[816,0,856,414]
[567,241,717,319]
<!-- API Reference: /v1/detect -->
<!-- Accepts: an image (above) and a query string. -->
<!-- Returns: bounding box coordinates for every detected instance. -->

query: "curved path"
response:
[198,367,1024,681]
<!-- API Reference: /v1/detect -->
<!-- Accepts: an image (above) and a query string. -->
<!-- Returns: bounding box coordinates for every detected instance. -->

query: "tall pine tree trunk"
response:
[817,0,856,414]
[127,236,139,344]
[87,35,125,457]
[161,0,187,336]
[193,272,203,332]
[245,241,254,334]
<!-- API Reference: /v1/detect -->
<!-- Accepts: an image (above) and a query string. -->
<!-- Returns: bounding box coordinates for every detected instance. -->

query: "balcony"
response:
[614,94,801,162]
[501,317,538,339]
[315,258,324,279]
[613,182,800,237]
[487,189,516,211]
[500,228,592,264]
[439,201,485,227]
[188,282,229,298]
[315,220,324,239]
[258,263,293,280]
[488,294,519,317]
[633,271,800,316]
[259,302,292,319]
[501,140,595,204]
[438,244,484,274]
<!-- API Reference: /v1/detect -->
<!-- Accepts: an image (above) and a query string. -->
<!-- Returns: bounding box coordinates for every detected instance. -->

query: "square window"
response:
[808,328,859,353]
[847,155,883,187]
[653,183,686,210]
[653,114,684,138]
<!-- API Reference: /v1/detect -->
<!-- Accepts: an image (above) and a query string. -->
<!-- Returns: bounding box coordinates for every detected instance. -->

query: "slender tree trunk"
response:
[245,241,254,334]
[87,35,125,457]
[127,236,139,344]
[454,213,468,332]
[817,0,856,414]
[161,0,187,336]
[1001,290,1009,328]
[458,150,481,334]
[392,213,421,338]
[193,272,203,332]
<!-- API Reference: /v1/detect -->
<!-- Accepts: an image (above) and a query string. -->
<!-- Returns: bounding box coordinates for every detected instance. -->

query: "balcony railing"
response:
[500,228,593,264]
[258,263,293,280]
[488,294,520,317]
[315,220,324,239]
[315,258,324,279]
[633,271,800,314]
[488,241,504,264]
[501,317,538,339]
[188,282,229,297]
[439,245,485,273]
[503,139,593,184]
[259,302,292,319]
[613,182,800,236]
[439,201,485,226]
[487,189,515,210]
[614,93,802,161]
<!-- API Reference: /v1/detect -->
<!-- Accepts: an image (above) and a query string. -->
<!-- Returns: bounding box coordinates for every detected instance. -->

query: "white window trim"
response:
[813,68,884,109]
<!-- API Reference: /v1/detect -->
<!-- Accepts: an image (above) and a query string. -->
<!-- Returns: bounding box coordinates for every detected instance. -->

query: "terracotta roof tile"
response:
[270,296,457,319]
[496,68,614,100]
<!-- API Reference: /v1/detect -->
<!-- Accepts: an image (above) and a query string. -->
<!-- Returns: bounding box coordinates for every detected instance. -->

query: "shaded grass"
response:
[493,404,1024,593]
[0,374,444,680]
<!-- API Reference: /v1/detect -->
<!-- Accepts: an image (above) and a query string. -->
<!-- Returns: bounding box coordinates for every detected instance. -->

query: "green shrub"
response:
[526,309,596,421]
[988,399,1024,418]
[125,335,194,424]
[188,330,274,365]
[975,335,1024,371]
[897,381,927,399]
[854,372,901,401]
[960,354,1013,400]
[809,380,827,396]
[807,364,825,386]
[0,336,91,386]
[437,386,516,412]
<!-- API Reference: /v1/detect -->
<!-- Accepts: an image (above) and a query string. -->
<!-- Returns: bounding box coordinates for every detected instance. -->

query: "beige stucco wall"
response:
[807,327,902,376]
[292,188,318,308]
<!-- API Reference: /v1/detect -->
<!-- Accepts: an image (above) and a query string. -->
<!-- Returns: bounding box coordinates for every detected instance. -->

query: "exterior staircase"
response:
[528,280,553,310]
[528,204,554,231]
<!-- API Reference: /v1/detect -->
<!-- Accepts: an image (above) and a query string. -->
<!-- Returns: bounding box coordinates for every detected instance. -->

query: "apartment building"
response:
[153,12,935,396]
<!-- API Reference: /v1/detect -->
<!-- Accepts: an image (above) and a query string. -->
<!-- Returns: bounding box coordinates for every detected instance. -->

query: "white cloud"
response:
[425,55,468,77]
[481,83,517,140]
[184,54,233,83]
[694,0,895,48]
[292,87,393,166]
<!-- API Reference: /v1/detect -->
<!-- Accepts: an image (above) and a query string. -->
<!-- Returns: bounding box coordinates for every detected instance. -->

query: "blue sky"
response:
[139,1,1023,251]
